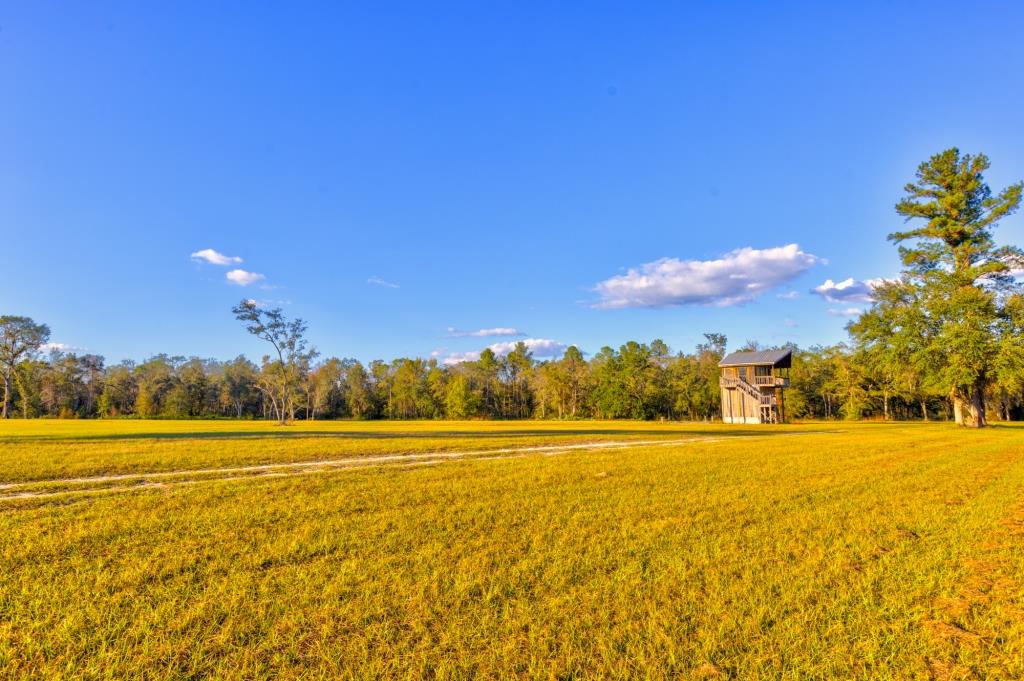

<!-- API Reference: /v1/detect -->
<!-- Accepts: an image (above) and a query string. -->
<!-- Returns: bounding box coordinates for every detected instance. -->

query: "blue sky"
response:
[3,2,1024,365]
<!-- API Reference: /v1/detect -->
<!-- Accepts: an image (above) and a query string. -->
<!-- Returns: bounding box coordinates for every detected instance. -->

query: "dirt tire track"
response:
[1,437,727,501]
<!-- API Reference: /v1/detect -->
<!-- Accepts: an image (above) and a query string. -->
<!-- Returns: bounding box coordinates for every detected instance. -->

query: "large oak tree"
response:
[0,316,50,418]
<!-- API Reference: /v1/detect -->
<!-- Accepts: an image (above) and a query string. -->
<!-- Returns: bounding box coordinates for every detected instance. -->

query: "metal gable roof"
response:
[718,348,793,368]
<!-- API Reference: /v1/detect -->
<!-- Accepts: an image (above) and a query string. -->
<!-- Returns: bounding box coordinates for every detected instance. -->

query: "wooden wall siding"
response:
[720,384,761,424]
[719,363,783,424]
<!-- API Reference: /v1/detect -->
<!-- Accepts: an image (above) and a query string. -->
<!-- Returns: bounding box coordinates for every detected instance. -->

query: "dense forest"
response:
[3,148,1023,425]
[0,334,1020,423]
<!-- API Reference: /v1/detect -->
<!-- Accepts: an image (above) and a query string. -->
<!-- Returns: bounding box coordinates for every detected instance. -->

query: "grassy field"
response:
[1,420,1023,679]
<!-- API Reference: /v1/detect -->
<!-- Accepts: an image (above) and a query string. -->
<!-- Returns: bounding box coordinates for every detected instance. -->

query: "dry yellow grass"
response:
[1,420,1022,678]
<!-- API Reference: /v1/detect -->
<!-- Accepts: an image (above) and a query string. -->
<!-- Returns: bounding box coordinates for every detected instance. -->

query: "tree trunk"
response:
[883,390,889,421]
[970,384,987,427]
[952,389,963,425]
[268,392,282,423]
[952,385,986,428]
[1,374,9,419]
[920,399,928,421]
[278,383,289,424]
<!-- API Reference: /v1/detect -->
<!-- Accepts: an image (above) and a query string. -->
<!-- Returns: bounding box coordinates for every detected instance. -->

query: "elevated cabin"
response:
[719,349,792,424]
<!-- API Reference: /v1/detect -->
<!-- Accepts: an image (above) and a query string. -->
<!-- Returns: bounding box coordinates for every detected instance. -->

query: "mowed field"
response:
[1,421,1023,679]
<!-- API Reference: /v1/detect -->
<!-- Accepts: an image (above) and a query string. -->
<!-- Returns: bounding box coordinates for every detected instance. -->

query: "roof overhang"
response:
[718,348,793,369]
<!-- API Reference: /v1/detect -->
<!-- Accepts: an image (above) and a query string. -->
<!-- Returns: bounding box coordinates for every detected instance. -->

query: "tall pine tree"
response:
[854,148,1023,427]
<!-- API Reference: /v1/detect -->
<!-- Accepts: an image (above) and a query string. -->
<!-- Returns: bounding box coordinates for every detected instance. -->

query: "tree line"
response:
[2,332,1021,423]
[2,147,1022,425]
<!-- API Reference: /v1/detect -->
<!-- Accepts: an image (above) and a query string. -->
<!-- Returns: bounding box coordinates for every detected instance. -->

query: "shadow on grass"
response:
[0,426,795,444]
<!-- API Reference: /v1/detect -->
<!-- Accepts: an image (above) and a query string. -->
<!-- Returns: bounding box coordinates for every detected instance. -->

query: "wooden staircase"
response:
[759,392,779,424]
[720,376,779,424]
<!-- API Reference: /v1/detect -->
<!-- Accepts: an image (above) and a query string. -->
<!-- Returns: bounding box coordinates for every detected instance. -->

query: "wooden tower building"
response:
[718,349,792,424]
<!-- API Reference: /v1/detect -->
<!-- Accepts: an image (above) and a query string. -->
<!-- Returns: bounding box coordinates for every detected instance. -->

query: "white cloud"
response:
[441,338,568,365]
[368,276,399,289]
[489,338,567,357]
[447,326,525,338]
[811,277,887,304]
[783,318,798,328]
[226,269,266,286]
[40,342,81,354]
[442,351,481,366]
[191,248,243,266]
[777,290,800,300]
[593,244,821,308]
[244,298,290,308]
[829,307,863,317]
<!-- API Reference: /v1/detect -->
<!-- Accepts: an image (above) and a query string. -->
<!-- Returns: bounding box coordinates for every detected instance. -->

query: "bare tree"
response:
[231,300,316,423]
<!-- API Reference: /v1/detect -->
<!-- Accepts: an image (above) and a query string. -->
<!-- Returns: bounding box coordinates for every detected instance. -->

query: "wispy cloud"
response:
[777,290,800,300]
[243,297,291,308]
[442,351,481,365]
[226,269,266,286]
[40,342,83,354]
[829,307,863,317]
[811,277,887,304]
[783,318,798,328]
[446,327,525,338]
[442,338,568,365]
[368,276,399,289]
[593,244,821,308]
[191,248,243,266]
